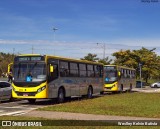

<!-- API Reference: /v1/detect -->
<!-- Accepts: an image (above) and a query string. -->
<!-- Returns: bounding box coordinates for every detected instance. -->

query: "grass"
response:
[38,92,160,118]
[1,92,160,128]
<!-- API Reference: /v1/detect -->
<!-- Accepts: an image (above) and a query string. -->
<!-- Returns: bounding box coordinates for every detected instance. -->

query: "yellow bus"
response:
[102,65,136,93]
[12,54,103,103]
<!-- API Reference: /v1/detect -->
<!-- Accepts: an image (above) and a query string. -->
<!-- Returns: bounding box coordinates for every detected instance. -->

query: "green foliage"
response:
[0,52,15,76]
[80,53,99,62]
[82,47,160,82]
[81,53,112,65]
[112,47,160,82]
[98,57,112,65]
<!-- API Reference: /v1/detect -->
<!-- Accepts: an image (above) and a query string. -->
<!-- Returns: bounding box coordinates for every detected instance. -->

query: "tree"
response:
[81,53,112,65]
[133,47,159,82]
[112,47,160,82]
[112,49,137,68]
[98,57,112,65]
[0,52,15,76]
[81,53,99,62]
[153,56,160,80]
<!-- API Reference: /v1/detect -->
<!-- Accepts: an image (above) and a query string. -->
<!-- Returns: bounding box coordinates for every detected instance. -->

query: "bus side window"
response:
[60,68,69,77]
[69,62,78,77]
[79,64,87,77]
[95,65,103,77]
[60,61,69,77]
[87,64,94,77]
[121,69,123,78]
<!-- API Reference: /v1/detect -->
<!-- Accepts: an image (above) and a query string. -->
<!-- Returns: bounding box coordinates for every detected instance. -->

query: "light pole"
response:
[32,45,34,54]
[13,48,15,55]
[97,43,106,59]
[53,27,58,55]
[53,27,58,41]
[139,63,142,89]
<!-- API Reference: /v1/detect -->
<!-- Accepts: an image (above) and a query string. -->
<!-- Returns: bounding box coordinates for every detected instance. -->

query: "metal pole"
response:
[53,27,58,55]
[97,43,106,59]
[139,63,142,89]
[103,43,105,59]
[32,45,34,54]
[13,48,15,55]
[53,27,58,41]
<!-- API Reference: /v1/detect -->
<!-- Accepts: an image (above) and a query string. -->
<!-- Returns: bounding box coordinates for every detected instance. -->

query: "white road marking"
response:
[0,99,51,116]
[0,108,37,116]
[0,111,28,116]
[0,105,41,109]
[0,104,38,116]
[0,110,4,113]
[0,106,26,108]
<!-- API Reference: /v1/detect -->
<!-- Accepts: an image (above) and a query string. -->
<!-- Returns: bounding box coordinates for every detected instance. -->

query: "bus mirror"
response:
[118,71,121,76]
[50,65,54,72]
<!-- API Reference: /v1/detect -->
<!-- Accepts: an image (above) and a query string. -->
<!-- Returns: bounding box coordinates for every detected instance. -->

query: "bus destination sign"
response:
[15,56,45,62]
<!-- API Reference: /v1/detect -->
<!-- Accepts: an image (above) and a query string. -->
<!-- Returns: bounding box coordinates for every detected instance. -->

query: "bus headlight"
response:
[37,86,46,93]
[13,87,16,92]
[112,84,115,87]
[112,84,117,87]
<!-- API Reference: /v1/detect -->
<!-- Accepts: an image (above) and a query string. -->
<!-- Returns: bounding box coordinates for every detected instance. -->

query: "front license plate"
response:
[23,93,28,96]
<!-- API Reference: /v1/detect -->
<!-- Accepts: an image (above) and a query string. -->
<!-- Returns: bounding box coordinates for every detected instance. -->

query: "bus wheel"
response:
[100,91,104,95]
[28,99,36,104]
[120,85,123,93]
[129,85,132,92]
[9,94,14,102]
[57,88,65,103]
[87,87,93,99]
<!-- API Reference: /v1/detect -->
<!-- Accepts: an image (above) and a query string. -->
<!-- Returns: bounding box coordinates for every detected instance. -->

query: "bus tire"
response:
[87,86,93,99]
[129,85,132,92]
[100,91,104,95]
[28,99,36,104]
[9,96,14,102]
[120,85,123,93]
[9,94,14,102]
[57,88,65,103]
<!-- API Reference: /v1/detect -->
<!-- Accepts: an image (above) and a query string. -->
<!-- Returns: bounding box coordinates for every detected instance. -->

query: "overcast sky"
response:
[0,0,160,58]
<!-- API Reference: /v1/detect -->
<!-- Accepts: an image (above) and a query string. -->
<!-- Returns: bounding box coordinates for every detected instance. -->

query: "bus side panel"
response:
[92,78,103,94]
[48,77,103,98]
[48,77,75,98]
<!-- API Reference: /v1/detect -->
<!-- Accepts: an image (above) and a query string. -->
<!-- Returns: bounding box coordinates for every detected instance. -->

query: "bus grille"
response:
[15,92,36,96]
[105,87,112,90]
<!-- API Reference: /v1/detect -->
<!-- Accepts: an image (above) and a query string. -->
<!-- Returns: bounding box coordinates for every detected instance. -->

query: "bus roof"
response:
[46,55,103,65]
[104,65,135,70]
[16,54,103,65]
[18,54,41,56]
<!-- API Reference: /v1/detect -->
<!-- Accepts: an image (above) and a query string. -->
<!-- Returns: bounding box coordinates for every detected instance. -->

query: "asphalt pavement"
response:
[132,86,160,93]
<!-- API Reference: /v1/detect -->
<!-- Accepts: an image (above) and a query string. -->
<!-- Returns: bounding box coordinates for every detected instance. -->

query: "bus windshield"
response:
[13,62,46,82]
[104,70,118,84]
